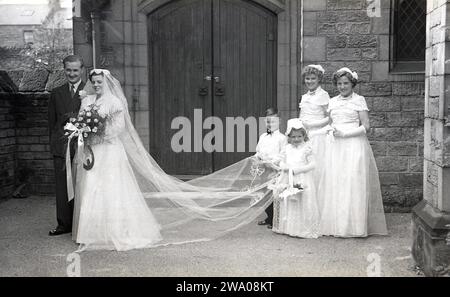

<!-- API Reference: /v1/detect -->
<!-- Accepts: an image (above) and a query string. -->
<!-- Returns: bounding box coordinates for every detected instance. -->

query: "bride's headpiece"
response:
[89,69,111,76]
[336,67,358,80]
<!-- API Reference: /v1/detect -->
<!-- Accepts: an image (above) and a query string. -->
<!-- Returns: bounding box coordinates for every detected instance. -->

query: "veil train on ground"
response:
[73,70,279,250]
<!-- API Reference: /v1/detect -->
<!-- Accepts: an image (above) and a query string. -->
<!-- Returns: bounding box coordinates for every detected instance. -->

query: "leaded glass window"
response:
[391,0,426,72]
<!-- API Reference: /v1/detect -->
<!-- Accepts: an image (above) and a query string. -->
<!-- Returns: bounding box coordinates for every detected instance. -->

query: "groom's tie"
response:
[70,84,75,98]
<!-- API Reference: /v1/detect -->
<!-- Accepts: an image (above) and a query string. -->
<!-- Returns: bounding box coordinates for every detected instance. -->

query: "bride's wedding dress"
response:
[72,93,162,251]
[71,70,276,251]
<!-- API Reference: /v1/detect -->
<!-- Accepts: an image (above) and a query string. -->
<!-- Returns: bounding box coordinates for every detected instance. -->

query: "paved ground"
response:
[0,196,419,277]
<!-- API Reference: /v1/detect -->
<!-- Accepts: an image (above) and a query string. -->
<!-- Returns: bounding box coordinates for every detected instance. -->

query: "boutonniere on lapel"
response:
[78,90,87,99]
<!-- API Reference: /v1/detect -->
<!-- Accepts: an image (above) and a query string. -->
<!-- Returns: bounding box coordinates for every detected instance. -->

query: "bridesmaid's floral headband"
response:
[336,67,358,80]
[308,64,325,74]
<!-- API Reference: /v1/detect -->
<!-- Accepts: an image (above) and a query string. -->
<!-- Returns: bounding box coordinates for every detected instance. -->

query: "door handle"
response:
[215,85,225,96]
[205,76,220,83]
[198,86,208,96]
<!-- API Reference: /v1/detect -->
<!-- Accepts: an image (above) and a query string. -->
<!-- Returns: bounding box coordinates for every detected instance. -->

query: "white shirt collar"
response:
[69,80,82,92]
[266,129,280,136]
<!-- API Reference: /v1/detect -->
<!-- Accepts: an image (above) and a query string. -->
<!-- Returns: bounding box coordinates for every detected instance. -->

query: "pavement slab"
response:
[0,196,419,277]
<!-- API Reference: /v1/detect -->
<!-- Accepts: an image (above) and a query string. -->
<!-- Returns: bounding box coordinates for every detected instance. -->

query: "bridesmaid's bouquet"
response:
[268,168,305,201]
[277,183,304,200]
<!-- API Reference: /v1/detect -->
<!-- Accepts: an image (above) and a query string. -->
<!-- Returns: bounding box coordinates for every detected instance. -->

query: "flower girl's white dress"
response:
[299,86,330,209]
[272,142,320,238]
[72,94,162,251]
[318,93,387,237]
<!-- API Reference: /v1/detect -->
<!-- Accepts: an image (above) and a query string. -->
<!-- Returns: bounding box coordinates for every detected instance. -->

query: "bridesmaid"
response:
[299,65,330,210]
[318,67,388,237]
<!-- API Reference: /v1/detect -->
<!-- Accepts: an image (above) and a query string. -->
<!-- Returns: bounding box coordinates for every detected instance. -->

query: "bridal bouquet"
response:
[64,103,107,170]
[65,103,107,145]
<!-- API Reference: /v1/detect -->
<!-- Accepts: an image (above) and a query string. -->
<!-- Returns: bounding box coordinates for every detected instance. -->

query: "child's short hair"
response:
[265,107,278,117]
[287,127,309,143]
[332,70,358,87]
[301,65,324,82]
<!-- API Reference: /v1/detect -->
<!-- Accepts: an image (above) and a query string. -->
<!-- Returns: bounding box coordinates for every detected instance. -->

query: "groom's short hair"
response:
[63,55,84,68]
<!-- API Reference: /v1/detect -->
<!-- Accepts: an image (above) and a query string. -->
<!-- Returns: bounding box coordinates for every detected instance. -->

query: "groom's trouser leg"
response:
[265,202,273,224]
[53,156,73,230]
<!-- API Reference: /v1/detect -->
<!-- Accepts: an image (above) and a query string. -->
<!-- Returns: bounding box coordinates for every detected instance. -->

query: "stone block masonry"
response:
[0,94,16,199]
[0,70,61,198]
[302,0,425,212]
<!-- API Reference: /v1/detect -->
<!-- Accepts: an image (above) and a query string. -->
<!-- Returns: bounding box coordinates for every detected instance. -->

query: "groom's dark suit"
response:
[48,81,85,231]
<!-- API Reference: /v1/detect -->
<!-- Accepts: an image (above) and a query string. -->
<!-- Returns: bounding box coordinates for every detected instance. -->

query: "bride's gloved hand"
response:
[334,125,366,138]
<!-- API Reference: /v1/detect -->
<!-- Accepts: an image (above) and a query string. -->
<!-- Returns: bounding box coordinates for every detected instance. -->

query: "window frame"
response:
[23,30,34,45]
[389,0,426,74]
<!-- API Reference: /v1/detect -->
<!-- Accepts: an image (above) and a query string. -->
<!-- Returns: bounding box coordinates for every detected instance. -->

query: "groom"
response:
[48,55,85,236]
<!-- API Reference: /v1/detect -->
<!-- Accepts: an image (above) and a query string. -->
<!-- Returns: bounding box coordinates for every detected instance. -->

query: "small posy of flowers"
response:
[269,180,305,201]
[278,184,303,200]
[65,103,107,145]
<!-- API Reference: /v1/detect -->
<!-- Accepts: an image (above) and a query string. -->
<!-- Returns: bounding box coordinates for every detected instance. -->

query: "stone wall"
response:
[302,0,425,212]
[0,25,40,48]
[0,70,65,198]
[14,91,53,195]
[0,92,16,199]
[423,0,450,212]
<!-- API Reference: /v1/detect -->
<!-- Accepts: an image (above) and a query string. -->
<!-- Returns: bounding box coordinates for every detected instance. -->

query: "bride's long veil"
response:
[82,70,278,248]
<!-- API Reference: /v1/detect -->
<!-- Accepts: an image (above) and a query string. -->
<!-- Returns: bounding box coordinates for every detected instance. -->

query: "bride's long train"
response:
[71,70,278,251]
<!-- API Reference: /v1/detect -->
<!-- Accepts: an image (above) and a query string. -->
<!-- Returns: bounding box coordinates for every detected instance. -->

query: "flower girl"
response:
[299,65,331,209]
[271,119,320,238]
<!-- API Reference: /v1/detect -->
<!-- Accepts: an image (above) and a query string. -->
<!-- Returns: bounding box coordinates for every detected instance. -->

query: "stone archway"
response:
[138,0,285,14]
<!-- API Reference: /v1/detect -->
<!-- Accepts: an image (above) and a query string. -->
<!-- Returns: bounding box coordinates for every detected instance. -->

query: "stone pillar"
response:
[412,0,450,277]
[276,0,300,132]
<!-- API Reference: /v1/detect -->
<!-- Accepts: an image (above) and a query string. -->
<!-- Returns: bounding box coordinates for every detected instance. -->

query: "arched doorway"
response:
[147,0,278,175]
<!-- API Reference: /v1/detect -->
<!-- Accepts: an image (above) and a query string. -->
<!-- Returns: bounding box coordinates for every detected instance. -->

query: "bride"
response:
[72,70,162,250]
[70,69,277,251]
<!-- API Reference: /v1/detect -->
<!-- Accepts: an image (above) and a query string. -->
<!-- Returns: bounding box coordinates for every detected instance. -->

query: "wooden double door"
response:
[148,0,277,175]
